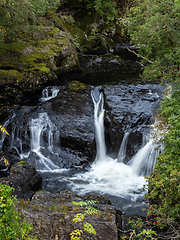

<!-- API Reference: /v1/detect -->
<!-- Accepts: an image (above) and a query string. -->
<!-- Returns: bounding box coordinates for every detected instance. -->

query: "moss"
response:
[40,66,50,73]
[28,64,50,74]
[67,80,86,93]
[0,42,29,54]
[32,204,41,211]
[0,70,24,81]
[18,161,26,165]
[51,204,69,213]
[64,23,86,45]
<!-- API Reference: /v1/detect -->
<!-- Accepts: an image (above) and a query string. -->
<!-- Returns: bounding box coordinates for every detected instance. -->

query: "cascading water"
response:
[129,140,159,176]
[68,88,159,201]
[91,90,108,162]
[26,112,61,171]
[7,111,64,172]
[41,86,59,102]
[117,132,130,163]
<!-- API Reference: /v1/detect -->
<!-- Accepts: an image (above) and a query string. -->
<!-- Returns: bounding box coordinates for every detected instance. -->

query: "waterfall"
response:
[27,112,60,171]
[130,140,155,176]
[69,88,147,199]
[117,132,130,163]
[41,86,59,102]
[91,89,107,162]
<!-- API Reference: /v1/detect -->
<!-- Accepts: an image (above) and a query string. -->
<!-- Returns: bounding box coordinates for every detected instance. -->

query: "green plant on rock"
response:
[145,90,180,226]
[70,200,100,240]
[0,183,38,240]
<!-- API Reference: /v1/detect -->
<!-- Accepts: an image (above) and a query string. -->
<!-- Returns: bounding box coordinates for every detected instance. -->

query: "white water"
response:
[91,90,107,162]
[41,86,59,102]
[21,112,62,172]
[68,89,160,200]
[117,132,130,163]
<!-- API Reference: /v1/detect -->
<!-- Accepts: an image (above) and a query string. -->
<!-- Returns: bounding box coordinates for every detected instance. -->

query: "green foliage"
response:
[70,229,83,240]
[128,217,157,239]
[0,184,38,240]
[0,0,59,41]
[65,0,117,21]
[145,89,180,226]
[72,213,85,223]
[70,200,99,240]
[122,0,180,237]
[83,222,96,235]
[136,229,157,240]
[72,201,88,207]
[123,0,180,84]
[85,205,100,215]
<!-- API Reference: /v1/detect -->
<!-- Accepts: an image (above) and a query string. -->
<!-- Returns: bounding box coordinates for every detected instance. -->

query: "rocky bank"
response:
[0,162,118,240]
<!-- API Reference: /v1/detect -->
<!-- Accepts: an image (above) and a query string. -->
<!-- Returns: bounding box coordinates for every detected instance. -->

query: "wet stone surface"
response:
[104,83,164,159]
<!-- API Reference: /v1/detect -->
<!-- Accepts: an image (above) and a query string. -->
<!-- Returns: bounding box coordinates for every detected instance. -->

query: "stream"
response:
[0,49,164,216]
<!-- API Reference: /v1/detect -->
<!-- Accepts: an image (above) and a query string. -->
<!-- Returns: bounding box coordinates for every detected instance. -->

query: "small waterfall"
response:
[91,88,107,162]
[117,132,130,163]
[41,86,59,102]
[130,140,155,176]
[27,112,60,171]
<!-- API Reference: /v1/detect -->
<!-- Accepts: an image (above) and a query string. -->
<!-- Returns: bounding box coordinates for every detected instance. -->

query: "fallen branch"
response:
[127,47,153,64]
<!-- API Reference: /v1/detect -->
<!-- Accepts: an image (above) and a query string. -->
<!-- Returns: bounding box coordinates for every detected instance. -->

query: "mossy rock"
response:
[18,161,27,165]
[0,70,24,82]
[67,80,86,93]
[0,24,82,101]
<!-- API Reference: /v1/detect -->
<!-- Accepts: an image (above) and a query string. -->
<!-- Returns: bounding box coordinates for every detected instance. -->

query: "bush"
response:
[0,184,38,240]
[64,0,118,21]
[123,0,180,84]
[0,0,59,42]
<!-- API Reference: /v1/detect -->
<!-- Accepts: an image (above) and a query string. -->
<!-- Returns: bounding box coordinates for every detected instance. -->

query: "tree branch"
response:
[127,47,153,64]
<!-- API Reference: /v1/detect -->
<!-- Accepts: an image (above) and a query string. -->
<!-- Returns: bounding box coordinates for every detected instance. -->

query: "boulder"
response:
[42,80,96,166]
[0,161,42,200]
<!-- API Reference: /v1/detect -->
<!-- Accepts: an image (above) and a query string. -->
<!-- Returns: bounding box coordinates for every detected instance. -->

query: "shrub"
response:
[0,184,38,240]
[0,0,59,42]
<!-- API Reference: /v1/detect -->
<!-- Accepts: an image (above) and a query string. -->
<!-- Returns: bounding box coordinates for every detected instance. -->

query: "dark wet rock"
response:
[1,82,96,170]
[79,52,141,79]
[42,80,96,166]
[103,84,164,160]
[85,193,112,205]
[18,190,117,240]
[0,161,42,200]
